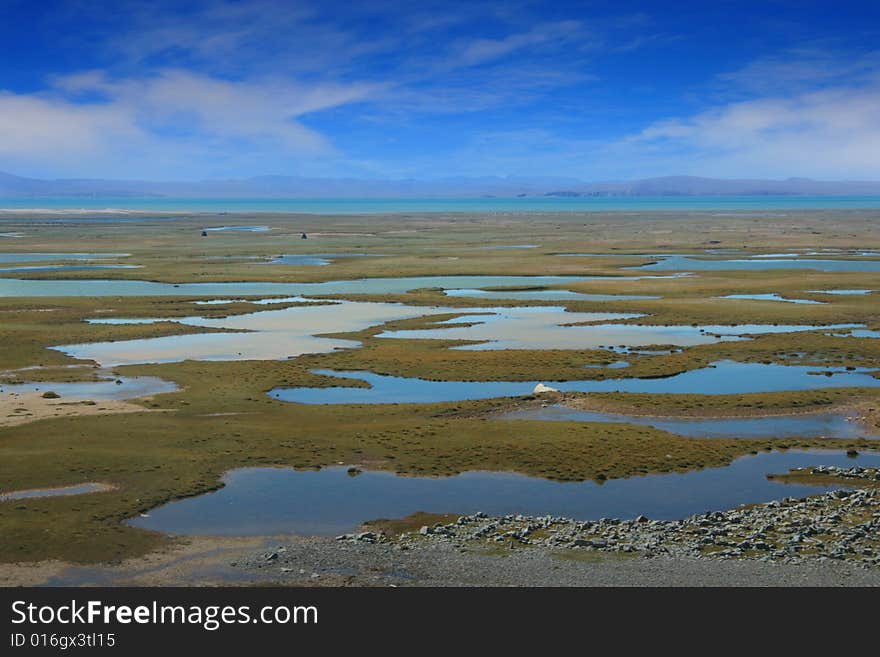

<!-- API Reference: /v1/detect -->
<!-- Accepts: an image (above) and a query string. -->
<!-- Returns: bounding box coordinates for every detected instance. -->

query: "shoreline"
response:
[5,477,880,587]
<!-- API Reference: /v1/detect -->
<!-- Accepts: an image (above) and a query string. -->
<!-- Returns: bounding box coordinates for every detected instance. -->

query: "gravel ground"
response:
[234,535,880,586]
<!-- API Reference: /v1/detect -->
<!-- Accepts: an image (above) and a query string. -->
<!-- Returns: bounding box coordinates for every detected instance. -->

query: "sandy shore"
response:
[0,390,161,427]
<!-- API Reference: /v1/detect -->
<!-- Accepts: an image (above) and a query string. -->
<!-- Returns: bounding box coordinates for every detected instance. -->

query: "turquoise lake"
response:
[3,195,880,213]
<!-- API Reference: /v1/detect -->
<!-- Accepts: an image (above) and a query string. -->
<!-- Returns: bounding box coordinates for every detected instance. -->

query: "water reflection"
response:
[269,361,880,404]
[129,451,880,537]
[633,255,880,272]
[500,405,874,439]
[377,306,862,350]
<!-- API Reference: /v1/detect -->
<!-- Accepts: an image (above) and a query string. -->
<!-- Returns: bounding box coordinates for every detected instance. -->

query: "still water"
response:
[128,450,880,536]
[269,361,880,404]
[500,405,874,439]
[634,255,880,272]
[0,274,601,297]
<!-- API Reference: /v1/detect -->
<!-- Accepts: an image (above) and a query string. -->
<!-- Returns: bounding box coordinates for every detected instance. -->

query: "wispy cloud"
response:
[609,75,880,178]
[715,47,880,95]
[452,21,588,68]
[0,69,381,178]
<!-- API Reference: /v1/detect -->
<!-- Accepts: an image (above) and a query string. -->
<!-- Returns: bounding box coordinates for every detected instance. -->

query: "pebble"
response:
[393,467,880,568]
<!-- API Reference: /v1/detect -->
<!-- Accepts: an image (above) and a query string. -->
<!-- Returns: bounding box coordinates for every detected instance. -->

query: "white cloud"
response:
[0,70,380,178]
[614,82,880,178]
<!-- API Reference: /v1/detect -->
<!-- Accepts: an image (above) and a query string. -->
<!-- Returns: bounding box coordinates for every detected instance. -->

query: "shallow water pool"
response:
[264,253,385,266]
[0,274,604,297]
[633,255,880,272]
[128,450,880,536]
[0,264,140,273]
[377,306,863,350]
[268,360,880,404]
[720,293,824,305]
[0,376,178,400]
[500,405,875,439]
[58,301,457,366]
[0,252,130,263]
[444,288,659,302]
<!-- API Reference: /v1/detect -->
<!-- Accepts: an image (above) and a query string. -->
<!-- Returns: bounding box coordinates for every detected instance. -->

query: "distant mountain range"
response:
[2,171,880,198]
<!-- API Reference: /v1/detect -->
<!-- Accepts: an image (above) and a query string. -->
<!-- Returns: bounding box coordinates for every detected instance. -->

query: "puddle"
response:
[268,361,880,404]
[811,289,875,295]
[584,361,630,369]
[719,294,824,305]
[264,253,385,266]
[500,405,875,439]
[376,306,863,350]
[0,376,178,400]
[826,329,880,339]
[444,288,659,302]
[0,252,130,263]
[1,482,115,501]
[192,296,313,305]
[632,255,880,272]
[128,450,880,536]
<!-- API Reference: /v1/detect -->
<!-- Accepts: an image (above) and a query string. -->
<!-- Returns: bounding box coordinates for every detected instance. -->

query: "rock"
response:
[419,526,432,535]
[41,391,60,399]
[532,383,559,394]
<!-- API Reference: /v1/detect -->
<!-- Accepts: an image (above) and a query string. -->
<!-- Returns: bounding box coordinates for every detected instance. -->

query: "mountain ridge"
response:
[2,171,880,198]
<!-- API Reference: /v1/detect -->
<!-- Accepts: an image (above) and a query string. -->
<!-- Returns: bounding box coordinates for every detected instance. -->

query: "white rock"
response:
[532,382,559,394]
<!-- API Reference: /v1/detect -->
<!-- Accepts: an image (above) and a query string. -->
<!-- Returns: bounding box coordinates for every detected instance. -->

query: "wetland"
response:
[2,208,880,584]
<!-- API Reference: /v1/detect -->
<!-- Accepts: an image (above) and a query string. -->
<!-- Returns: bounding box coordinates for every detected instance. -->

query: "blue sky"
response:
[1,0,878,181]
